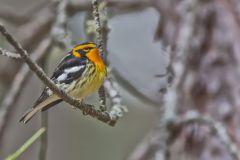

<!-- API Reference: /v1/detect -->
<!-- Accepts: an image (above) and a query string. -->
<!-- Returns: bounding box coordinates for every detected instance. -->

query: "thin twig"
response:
[0,48,21,59]
[5,128,46,160]
[0,23,117,126]
[92,0,104,57]
[0,38,52,141]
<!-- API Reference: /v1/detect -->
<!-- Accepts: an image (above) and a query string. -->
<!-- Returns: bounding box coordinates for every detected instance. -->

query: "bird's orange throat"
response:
[87,49,106,72]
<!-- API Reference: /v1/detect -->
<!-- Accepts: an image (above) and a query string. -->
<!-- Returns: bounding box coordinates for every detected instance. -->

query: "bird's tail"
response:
[20,95,61,124]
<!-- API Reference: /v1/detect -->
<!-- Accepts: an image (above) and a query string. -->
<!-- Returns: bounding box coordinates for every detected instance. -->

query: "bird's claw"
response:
[100,104,107,112]
[82,104,94,115]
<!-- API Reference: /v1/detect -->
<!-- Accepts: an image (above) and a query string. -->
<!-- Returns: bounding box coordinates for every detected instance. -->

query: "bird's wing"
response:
[51,55,87,84]
[35,55,87,105]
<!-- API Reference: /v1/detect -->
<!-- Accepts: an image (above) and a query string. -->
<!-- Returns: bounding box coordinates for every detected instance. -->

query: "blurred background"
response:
[0,0,240,160]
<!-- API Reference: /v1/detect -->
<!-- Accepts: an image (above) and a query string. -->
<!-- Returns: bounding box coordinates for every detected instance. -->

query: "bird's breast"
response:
[70,63,106,99]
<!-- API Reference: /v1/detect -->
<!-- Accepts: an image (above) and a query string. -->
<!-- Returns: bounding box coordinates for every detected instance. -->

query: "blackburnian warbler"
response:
[20,42,106,123]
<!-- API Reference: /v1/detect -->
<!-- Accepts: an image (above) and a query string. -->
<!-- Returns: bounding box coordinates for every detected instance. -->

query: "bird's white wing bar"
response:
[64,66,85,73]
[56,73,68,81]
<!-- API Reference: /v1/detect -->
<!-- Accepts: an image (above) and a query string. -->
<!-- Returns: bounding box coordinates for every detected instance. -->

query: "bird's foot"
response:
[100,104,107,112]
[82,103,94,115]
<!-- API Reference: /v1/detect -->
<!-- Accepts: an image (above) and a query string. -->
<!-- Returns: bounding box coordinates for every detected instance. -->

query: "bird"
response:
[20,42,107,124]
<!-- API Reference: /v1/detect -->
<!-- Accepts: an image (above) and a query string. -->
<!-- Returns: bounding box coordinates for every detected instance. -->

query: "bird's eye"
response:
[83,47,93,53]
[83,49,90,52]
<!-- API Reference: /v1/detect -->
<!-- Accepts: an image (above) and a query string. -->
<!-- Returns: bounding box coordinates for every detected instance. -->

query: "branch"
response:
[0,23,117,126]
[5,128,46,160]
